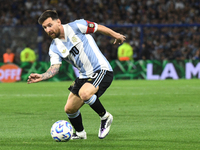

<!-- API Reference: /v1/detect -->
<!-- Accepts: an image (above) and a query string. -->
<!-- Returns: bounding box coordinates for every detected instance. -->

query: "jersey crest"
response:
[72,35,78,43]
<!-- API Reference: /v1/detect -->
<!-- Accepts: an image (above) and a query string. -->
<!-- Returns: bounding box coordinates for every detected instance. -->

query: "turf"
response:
[0,79,200,150]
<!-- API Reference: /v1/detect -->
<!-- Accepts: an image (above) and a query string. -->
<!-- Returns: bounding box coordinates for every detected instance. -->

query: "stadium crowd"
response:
[1,0,200,63]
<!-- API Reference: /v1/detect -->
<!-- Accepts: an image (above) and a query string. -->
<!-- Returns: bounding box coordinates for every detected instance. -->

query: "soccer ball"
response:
[50,120,73,142]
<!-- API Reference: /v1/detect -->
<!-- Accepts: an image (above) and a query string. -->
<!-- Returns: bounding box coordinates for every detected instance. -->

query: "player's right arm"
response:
[27,43,63,84]
[27,64,61,84]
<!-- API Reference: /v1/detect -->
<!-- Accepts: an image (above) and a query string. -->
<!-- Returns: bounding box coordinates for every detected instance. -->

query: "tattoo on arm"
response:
[41,64,60,80]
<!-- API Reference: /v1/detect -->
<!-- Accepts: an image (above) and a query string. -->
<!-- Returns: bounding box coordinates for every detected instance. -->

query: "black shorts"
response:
[68,70,113,98]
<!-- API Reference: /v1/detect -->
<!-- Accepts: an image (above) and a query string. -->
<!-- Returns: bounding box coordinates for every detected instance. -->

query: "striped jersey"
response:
[49,19,113,79]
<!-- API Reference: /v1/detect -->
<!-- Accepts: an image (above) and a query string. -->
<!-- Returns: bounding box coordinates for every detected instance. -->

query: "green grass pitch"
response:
[0,79,200,150]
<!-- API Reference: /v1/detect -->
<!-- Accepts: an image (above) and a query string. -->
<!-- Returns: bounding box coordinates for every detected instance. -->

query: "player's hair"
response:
[38,10,59,25]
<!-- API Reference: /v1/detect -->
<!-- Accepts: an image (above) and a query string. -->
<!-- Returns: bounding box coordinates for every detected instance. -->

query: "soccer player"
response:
[27,10,126,139]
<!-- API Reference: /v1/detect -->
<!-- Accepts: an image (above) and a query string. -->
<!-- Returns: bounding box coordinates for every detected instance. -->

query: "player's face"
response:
[42,17,61,39]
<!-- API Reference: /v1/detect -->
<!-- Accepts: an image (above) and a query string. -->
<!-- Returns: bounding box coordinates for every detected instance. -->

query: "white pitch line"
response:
[0,92,195,97]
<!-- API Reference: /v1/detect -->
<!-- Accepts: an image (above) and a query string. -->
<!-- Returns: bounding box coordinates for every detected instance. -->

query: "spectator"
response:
[117,42,133,61]
[3,48,15,63]
[170,44,185,61]
[20,44,36,63]
[193,48,200,60]
[1,0,200,61]
[141,43,152,60]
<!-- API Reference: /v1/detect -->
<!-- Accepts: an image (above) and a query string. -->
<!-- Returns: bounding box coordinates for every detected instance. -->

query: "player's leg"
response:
[79,70,114,139]
[79,82,107,117]
[64,92,86,139]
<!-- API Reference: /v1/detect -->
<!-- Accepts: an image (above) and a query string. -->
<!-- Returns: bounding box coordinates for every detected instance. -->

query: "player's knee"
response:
[64,104,76,114]
[79,91,91,101]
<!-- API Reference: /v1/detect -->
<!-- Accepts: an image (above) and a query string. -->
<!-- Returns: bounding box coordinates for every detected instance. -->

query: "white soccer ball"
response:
[50,120,73,142]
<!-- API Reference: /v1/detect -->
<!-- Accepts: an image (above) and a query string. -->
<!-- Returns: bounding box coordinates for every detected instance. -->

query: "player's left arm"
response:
[27,64,61,84]
[96,24,126,44]
[78,20,126,44]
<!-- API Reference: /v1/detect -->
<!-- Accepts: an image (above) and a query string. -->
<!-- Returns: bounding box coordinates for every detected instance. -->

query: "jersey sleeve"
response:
[49,49,62,66]
[75,19,98,34]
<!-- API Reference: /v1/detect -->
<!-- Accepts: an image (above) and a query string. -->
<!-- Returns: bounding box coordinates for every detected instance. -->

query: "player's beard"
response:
[49,30,60,39]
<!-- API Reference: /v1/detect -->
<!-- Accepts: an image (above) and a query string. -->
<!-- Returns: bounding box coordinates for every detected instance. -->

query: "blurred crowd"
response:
[1,0,200,64]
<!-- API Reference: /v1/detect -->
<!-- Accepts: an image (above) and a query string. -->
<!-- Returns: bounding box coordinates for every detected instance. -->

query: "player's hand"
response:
[113,34,126,45]
[27,73,42,84]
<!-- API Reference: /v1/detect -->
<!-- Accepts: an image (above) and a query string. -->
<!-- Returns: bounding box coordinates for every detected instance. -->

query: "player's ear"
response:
[57,19,61,24]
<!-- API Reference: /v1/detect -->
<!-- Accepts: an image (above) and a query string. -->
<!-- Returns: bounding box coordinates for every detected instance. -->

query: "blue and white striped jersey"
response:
[49,19,113,79]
